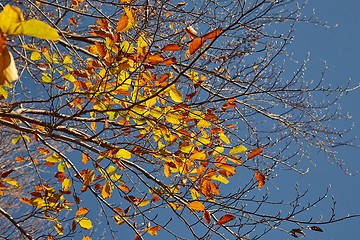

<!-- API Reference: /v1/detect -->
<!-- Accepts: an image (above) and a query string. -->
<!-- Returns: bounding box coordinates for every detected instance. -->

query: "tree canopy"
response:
[0,1,358,239]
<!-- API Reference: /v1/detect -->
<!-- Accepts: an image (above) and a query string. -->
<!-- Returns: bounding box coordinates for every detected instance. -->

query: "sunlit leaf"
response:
[116,149,132,159]
[3,178,19,187]
[216,214,235,225]
[211,174,229,184]
[188,201,205,211]
[247,148,264,160]
[0,5,60,40]
[229,145,247,155]
[62,178,71,191]
[82,236,91,240]
[190,188,200,200]
[169,88,183,103]
[212,146,224,156]
[189,151,207,161]
[75,217,93,230]
[218,132,230,144]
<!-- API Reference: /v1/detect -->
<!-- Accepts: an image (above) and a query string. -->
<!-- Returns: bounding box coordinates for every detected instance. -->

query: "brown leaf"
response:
[290,228,305,238]
[203,210,211,224]
[189,37,205,55]
[216,214,235,225]
[247,148,264,160]
[254,171,265,189]
[184,26,198,39]
[310,226,323,232]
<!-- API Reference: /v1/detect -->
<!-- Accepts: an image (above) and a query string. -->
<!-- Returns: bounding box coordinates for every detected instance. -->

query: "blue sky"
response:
[280,0,360,239]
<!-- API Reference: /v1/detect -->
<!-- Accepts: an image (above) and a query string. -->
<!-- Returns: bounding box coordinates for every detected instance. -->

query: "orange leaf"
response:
[203,210,211,224]
[146,225,161,236]
[162,44,181,52]
[254,172,265,189]
[146,53,164,65]
[38,147,50,155]
[116,14,130,32]
[188,201,205,211]
[164,163,171,178]
[162,57,176,66]
[189,37,205,55]
[216,214,235,225]
[247,148,263,160]
[76,207,89,216]
[82,153,90,164]
[203,28,222,41]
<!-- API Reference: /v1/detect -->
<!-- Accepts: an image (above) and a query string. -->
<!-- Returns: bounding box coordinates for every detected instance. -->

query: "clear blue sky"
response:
[276,0,360,239]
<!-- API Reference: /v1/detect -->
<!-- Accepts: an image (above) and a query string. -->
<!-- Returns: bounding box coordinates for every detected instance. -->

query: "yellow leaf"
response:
[211,175,229,184]
[46,153,62,163]
[30,51,41,61]
[212,146,224,156]
[41,73,52,83]
[229,145,247,155]
[0,5,60,40]
[218,132,230,144]
[0,86,8,98]
[11,136,22,145]
[62,178,71,191]
[84,170,95,186]
[82,236,91,240]
[180,145,194,153]
[197,119,211,128]
[75,217,93,230]
[188,201,205,211]
[116,149,132,159]
[0,47,18,86]
[137,199,150,207]
[120,40,134,54]
[227,156,242,165]
[3,178,19,187]
[190,189,200,200]
[82,153,90,164]
[169,88,183,103]
[189,151,207,161]
[54,223,63,236]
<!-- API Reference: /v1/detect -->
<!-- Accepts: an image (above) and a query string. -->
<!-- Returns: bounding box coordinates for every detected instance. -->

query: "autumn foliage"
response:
[0,1,357,240]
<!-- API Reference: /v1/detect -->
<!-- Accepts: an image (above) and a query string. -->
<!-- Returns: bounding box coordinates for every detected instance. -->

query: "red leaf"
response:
[247,148,263,160]
[216,214,235,225]
[0,170,14,178]
[189,37,205,55]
